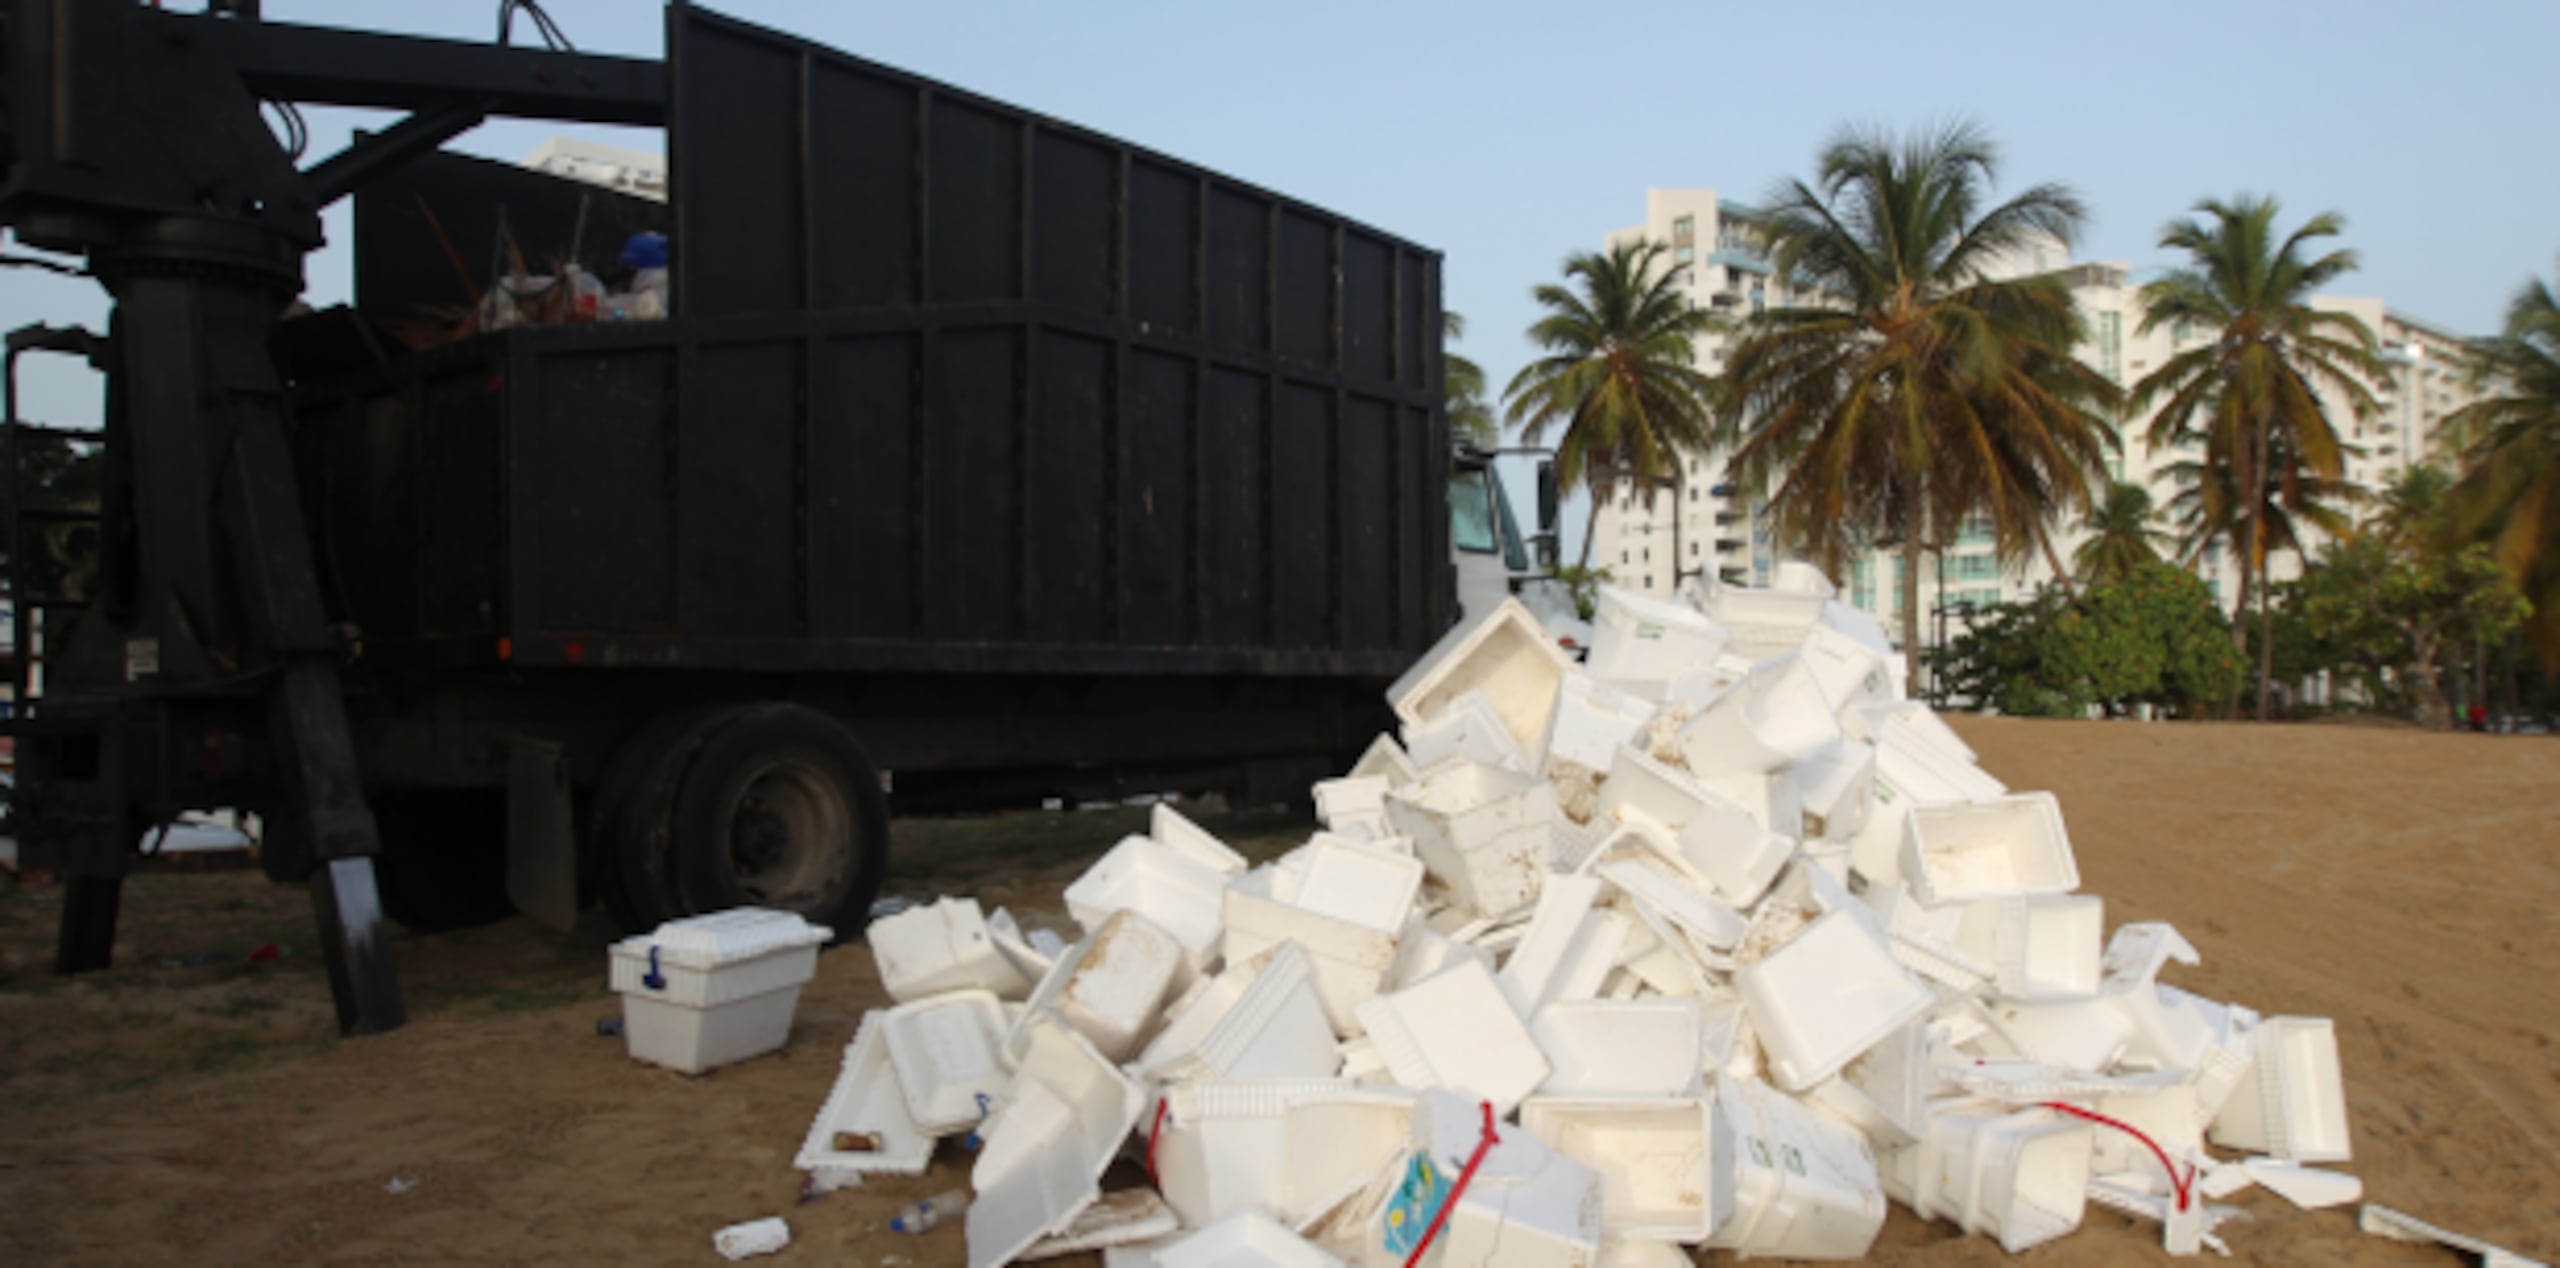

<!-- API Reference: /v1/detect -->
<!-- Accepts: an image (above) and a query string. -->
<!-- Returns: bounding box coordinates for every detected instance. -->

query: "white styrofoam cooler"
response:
[1519,1096,1716,1242]
[1900,792,2079,906]
[1385,597,1575,770]
[608,907,831,1074]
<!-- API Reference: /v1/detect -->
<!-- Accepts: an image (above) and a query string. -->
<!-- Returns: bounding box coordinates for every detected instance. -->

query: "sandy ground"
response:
[1,719,2554,1266]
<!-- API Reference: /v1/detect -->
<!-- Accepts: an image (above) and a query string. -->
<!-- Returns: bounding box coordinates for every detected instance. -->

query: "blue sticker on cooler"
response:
[1381,1152,1455,1256]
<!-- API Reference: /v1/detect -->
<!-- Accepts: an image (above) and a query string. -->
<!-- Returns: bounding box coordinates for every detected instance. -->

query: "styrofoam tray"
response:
[881,990,1012,1136]
[794,1012,932,1184]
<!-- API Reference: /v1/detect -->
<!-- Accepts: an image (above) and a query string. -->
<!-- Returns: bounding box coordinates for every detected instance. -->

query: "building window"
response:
[2095,311,2123,383]
[1674,245,1695,264]
[1620,550,1630,565]
[1671,215,1695,244]
[1690,541,1699,557]
[1643,548,1651,563]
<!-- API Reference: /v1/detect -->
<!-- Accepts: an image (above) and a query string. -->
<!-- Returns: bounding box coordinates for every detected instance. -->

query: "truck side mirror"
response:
[1535,459,1558,534]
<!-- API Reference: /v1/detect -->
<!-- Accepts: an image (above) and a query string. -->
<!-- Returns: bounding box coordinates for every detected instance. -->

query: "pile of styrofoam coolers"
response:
[800,575,2359,1267]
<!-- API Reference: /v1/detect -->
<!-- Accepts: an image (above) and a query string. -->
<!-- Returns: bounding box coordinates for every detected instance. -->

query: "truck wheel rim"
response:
[724,758,850,909]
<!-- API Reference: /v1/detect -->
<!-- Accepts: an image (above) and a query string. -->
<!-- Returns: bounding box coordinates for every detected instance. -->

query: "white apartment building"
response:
[524,136,667,202]
[1586,188,2483,659]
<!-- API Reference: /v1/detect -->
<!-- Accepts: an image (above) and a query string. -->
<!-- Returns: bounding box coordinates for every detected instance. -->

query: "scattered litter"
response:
[789,580,2378,1266]
[712,1216,791,1260]
[384,1176,417,1196]
[594,1015,624,1038]
[891,1190,970,1234]
[2357,1203,2545,1267]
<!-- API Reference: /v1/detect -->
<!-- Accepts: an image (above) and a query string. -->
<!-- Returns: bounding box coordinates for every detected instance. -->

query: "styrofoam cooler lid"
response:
[619,907,832,970]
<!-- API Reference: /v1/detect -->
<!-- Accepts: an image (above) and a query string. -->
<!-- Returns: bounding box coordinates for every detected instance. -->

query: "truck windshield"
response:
[1450,470,1498,553]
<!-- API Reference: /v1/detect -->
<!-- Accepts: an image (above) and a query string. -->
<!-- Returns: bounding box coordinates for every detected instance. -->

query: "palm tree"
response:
[1503,239,1717,574]
[2162,435,2361,711]
[2073,481,2173,585]
[1718,120,2120,686]
[2129,195,2389,718]
[2441,267,2560,670]
[1444,312,1498,446]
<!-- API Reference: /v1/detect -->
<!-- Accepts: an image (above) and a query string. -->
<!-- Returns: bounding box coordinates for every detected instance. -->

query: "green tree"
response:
[2295,534,2528,728]
[1504,240,1717,573]
[1719,120,2119,687]
[2128,195,2390,719]
[1444,311,1497,447]
[2072,481,2172,585]
[1936,561,2241,718]
[2440,266,2560,671]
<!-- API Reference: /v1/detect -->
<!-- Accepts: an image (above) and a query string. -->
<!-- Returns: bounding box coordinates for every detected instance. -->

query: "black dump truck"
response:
[0,2,1453,1033]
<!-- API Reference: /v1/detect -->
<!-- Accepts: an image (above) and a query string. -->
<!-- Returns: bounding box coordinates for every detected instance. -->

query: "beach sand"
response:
[0,717,2552,1265]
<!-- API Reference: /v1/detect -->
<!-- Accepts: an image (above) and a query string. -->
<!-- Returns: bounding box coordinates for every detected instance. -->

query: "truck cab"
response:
[1449,444,1558,625]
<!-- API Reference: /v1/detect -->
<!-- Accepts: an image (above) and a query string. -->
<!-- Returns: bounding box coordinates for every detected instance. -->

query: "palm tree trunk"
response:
[1900,532,1924,697]
[2231,421,2269,721]
[1575,483,1605,574]
[1669,471,1685,595]
[2256,561,2277,721]
[2035,527,2079,601]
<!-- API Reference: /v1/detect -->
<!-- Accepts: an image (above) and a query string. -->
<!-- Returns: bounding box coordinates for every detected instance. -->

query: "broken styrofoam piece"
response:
[1383,911,1493,993]
[968,1015,1148,1268]
[1354,959,1551,1117]
[881,989,1013,1136]
[1152,803,1249,876]
[1835,1017,1934,1145]
[1403,690,1531,774]
[1158,1211,1346,1268]
[1700,580,1830,662]
[1698,766,1806,842]
[1347,733,1420,788]
[1350,1089,1604,1268]
[2091,1084,2203,1183]
[796,1012,933,1186]
[1020,1190,1183,1262]
[1984,996,2136,1072]
[713,1217,791,1260]
[1954,894,2104,1001]
[1771,560,1837,596]
[1595,1239,1690,1268]
[2357,1204,2547,1268]
[1383,759,1558,918]
[1224,874,1398,1038]
[1010,909,1185,1064]
[1496,874,1603,1015]
[1598,855,1747,953]
[1385,597,1574,771]
[2083,1179,2230,1257]
[1541,672,1660,778]
[1792,738,1876,841]
[1599,746,1794,908]
[2209,1016,2351,1163]
[989,907,1063,982]
[1520,1096,1716,1243]
[1908,1103,2091,1253]
[1674,653,1843,776]
[1797,623,1893,717]
[1709,1073,1888,1260]
[1737,910,1934,1091]
[1586,585,1734,686]
[871,897,1035,1003]
[1292,837,1425,934]
[1849,699,1979,764]
[1133,942,1337,1085]
[1530,998,1705,1097]
[1063,836,1227,973]
[2239,1157,2361,1209]
[1154,1081,1415,1231]
[1900,792,2079,906]
[1311,776,1392,841]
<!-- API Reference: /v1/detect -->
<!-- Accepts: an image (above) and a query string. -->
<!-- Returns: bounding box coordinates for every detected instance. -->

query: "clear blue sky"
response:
[7,0,2554,440]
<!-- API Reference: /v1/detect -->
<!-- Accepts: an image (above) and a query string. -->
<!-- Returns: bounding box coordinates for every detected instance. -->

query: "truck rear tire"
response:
[626,703,889,937]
